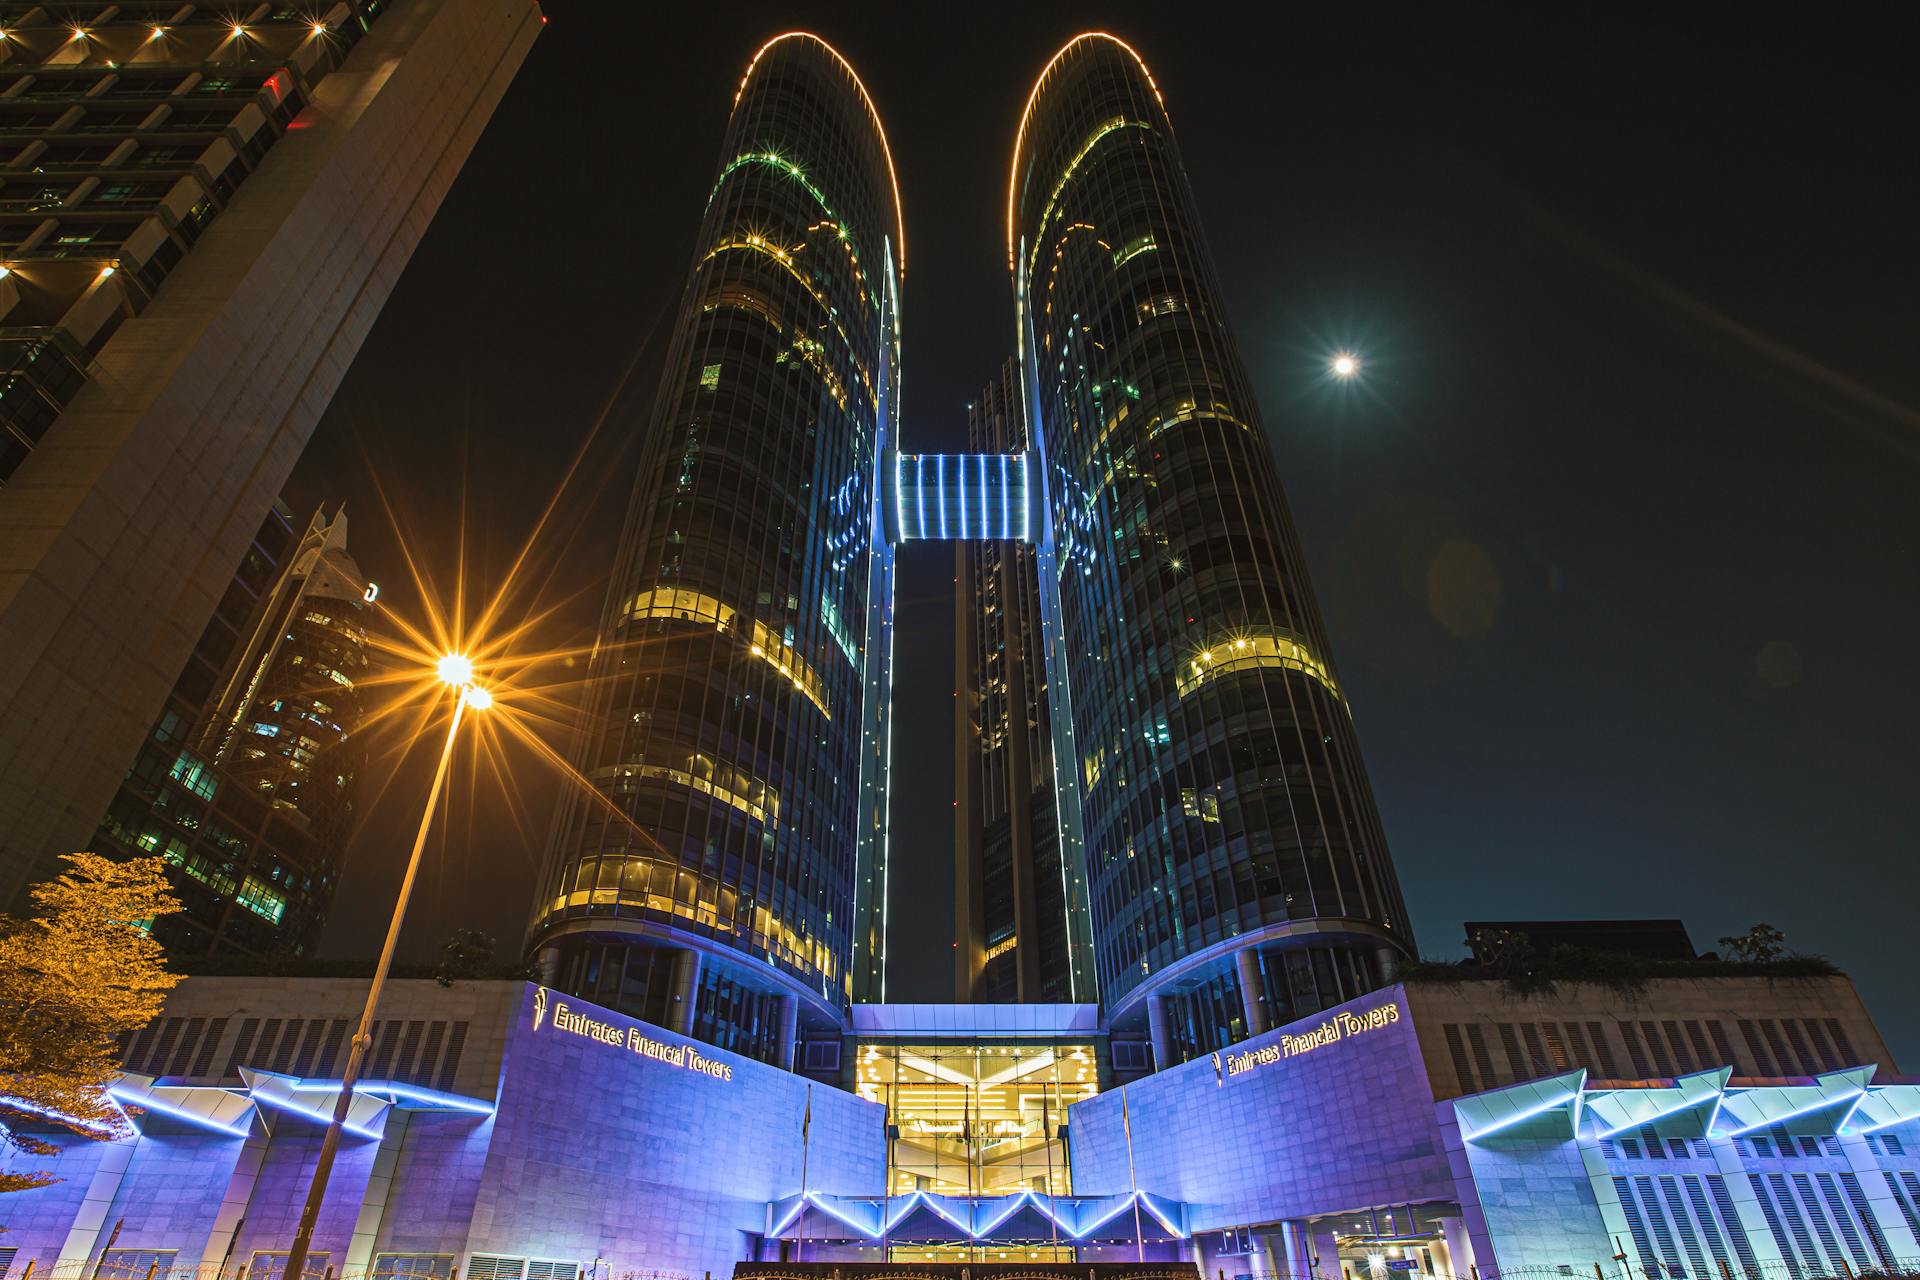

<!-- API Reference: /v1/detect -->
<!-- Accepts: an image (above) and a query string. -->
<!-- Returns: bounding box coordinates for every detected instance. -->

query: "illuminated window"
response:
[1112,234,1156,266]
[1180,788,1221,823]
[609,752,780,828]
[699,362,721,391]
[626,588,828,716]
[249,1253,330,1280]
[235,876,287,924]
[168,752,217,800]
[984,934,1017,962]
[852,1041,1098,1197]
[371,1256,454,1280]
[1177,630,1343,704]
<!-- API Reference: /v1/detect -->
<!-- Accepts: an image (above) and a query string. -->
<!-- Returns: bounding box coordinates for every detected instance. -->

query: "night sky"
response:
[290,7,1920,1060]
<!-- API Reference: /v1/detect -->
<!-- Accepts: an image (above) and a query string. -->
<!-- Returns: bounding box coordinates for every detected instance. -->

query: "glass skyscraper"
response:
[93,505,376,958]
[529,34,903,1066]
[539,30,1410,1073]
[953,359,1073,1005]
[1009,34,1411,1064]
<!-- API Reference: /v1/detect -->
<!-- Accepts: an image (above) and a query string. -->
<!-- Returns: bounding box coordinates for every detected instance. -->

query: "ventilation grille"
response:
[119,1016,470,1089]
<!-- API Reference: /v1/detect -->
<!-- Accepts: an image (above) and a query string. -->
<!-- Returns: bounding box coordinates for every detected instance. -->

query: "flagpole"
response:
[799,1084,812,1259]
[964,1083,978,1263]
[1123,1091,1144,1262]
[1041,1083,1060,1254]
[881,1070,894,1262]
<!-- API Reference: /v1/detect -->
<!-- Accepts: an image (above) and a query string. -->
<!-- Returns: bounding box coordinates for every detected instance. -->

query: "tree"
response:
[434,927,498,987]
[1718,922,1788,964]
[0,853,181,1193]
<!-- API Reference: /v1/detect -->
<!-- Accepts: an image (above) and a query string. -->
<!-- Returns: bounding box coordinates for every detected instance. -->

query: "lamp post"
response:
[278,656,490,1280]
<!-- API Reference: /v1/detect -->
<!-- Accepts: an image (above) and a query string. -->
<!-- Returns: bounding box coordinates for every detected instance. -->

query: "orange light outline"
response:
[734,32,906,279]
[1007,32,1169,272]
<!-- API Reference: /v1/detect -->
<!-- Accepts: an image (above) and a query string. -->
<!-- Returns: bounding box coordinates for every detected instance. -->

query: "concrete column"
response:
[343,1112,412,1275]
[1309,1226,1342,1280]
[774,994,800,1071]
[666,948,703,1035]
[1374,945,1403,985]
[1236,947,1272,1038]
[1840,1132,1920,1257]
[1279,1222,1313,1278]
[54,1136,140,1270]
[535,945,561,985]
[1438,1216,1473,1280]
[1148,994,1175,1071]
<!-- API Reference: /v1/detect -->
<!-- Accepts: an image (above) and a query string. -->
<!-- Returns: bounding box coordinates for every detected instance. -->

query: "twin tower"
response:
[526,32,1412,1074]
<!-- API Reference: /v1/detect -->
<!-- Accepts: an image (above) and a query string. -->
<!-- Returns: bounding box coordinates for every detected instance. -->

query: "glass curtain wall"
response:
[1011,34,1413,1046]
[853,1040,1096,1199]
[529,34,903,1044]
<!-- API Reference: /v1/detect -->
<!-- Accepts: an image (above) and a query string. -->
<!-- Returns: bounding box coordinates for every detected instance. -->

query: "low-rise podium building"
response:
[3,972,1914,1280]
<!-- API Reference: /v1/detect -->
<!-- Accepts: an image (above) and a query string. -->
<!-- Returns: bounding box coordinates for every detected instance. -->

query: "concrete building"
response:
[0,0,541,910]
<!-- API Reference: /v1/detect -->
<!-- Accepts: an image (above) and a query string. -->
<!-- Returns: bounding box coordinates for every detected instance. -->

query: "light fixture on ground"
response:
[278,653,492,1280]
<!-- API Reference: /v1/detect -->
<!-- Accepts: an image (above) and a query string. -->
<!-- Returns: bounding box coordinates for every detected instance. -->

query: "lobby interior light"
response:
[436,653,475,686]
[463,685,494,711]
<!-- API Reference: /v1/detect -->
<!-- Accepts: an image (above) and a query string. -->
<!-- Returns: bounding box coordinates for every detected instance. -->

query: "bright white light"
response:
[311,22,328,35]
[436,653,474,686]
[1330,352,1360,380]
[462,685,493,711]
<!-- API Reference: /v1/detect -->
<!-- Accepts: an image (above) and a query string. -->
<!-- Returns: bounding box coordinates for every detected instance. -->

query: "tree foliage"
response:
[434,927,499,987]
[0,853,181,1193]
[1718,922,1788,964]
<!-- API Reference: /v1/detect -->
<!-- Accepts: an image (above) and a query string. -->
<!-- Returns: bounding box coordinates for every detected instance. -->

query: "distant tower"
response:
[953,359,1073,1003]
[1010,34,1414,1066]
[94,507,376,958]
[0,0,540,911]
[530,34,904,1067]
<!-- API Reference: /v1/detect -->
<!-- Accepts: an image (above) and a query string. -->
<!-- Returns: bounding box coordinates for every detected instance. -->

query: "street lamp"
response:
[1329,351,1361,380]
[278,655,491,1280]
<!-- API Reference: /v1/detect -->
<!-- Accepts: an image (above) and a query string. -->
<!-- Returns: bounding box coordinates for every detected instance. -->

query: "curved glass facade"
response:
[530,34,902,1052]
[1010,35,1412,1037]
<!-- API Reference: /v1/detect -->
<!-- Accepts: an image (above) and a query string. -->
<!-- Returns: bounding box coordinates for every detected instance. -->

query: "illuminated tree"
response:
[0,853,180,1193]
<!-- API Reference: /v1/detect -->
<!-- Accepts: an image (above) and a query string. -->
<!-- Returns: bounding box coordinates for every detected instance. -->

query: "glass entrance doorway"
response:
[852,1040,1099,1196]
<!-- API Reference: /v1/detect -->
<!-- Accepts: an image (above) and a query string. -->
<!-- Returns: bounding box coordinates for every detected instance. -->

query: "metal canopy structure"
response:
[95,1068,496,1143]
[1454,1063,1919,1144]
[768,1189,1188,1245]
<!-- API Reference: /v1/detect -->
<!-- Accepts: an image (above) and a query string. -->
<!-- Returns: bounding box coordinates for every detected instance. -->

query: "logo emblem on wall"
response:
[532,986,549,1031]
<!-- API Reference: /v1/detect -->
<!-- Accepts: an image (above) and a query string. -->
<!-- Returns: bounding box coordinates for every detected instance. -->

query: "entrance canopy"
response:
[769,1189,1188,1245]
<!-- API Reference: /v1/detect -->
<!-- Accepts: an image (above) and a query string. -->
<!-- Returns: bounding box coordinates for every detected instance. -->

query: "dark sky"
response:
[291,6,1920,1060]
